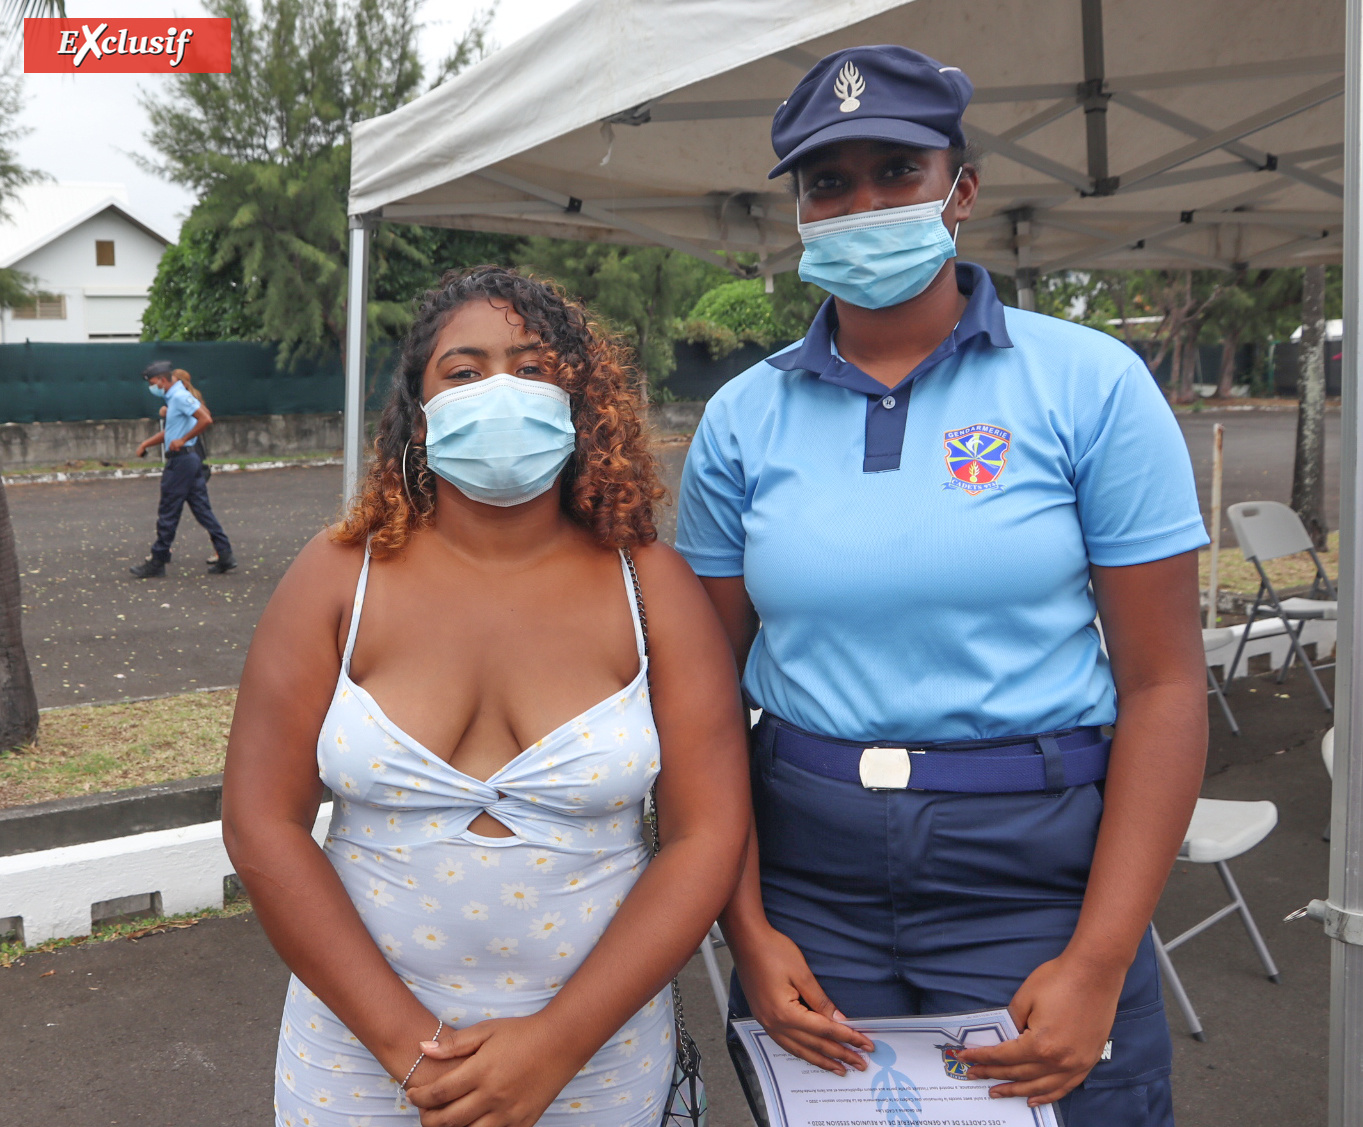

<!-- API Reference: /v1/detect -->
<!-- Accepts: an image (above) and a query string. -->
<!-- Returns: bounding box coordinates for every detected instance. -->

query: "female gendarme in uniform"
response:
[677,46,1208,1127]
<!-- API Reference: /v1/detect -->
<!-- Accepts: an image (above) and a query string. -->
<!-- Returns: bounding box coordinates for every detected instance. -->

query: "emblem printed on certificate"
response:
[731,1009,1059,1127]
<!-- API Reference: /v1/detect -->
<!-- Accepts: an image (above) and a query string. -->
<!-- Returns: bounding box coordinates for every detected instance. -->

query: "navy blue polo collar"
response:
[769,261,1011,389]
[768,261,1012,473]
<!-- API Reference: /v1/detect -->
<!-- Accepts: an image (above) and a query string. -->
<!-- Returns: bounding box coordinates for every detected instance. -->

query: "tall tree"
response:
[141,223,266,341]
[516,239,729,391]
[1,0,63,39]
[1200,269,1301,397]
[1292,264,1328,549]
[140,0,498,359]
[0,65,36,310]
[0,67,38,749]
[0,478,36,750]
[143,221,521,342]
[1101,270,1228,402]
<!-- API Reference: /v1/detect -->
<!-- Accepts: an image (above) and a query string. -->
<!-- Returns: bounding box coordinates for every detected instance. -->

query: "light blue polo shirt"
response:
[163,380,200,448]
[675,264,1208,744]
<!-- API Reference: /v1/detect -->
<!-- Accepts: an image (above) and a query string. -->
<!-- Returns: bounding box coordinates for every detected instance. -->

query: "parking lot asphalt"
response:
[6,445,689,710]
[1180,407,1340,546]
[0,662,1335,1126]
[4,407,1332,710]
[0,405,1344,1125]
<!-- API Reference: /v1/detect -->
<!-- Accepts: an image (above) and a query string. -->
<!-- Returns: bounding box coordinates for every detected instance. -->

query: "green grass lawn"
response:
[0,689,235,809]
[1200,531,1337,597]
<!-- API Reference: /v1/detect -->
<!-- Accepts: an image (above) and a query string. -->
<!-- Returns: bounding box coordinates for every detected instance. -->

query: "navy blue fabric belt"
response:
[760,714,1110,794]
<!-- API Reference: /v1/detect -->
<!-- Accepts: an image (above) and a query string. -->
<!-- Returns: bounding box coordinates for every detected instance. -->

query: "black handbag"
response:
[623,550,709,1127]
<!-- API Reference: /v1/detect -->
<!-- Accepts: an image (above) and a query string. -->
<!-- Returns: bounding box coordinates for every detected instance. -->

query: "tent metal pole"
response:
[1080,0,1114,196]
[1329,1,1363,1123]
[343,215,374,508]
[1011,209,1037,311]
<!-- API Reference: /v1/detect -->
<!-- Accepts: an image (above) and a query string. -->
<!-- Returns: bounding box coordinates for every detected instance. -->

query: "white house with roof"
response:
[0,182,174,344]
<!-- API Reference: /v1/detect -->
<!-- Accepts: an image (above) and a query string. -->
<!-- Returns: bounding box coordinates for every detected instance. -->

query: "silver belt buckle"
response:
[859,746,912,790]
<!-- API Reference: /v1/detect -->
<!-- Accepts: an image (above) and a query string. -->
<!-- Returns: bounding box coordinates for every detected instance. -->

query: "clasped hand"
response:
[405,1015,583,1127]
[948,953,1124,1107]
[739,929,1124,1108]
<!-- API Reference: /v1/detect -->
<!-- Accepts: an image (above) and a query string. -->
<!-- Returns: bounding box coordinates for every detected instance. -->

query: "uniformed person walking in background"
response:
[130,360,236,578]
[677,46,1208,1126]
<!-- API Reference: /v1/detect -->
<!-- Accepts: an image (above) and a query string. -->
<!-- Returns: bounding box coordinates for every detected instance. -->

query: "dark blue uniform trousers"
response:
[731,727,1175,1127]
[150,447,232,563]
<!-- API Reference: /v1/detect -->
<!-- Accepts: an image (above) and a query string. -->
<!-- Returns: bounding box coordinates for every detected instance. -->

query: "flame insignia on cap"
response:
[834,60,865,113]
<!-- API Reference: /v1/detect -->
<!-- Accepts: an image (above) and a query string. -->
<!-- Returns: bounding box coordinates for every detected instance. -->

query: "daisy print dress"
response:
[274,549,674,1127]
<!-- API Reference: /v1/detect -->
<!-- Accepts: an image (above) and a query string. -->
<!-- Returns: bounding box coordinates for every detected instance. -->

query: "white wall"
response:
[1,209,166,344]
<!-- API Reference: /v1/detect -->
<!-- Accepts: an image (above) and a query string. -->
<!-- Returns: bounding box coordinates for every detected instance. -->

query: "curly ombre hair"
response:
[334,266,664,558]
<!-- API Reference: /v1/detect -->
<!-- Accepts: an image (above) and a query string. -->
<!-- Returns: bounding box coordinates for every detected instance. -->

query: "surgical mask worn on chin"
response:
[796,169,962,310]
[422,374,576,507]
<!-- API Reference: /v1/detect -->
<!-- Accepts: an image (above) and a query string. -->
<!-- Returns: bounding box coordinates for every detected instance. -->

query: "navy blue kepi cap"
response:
[769,45,973,179]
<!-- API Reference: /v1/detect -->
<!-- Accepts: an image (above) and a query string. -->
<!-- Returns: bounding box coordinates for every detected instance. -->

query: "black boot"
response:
[130,557,166,578]
[207,552,237,574]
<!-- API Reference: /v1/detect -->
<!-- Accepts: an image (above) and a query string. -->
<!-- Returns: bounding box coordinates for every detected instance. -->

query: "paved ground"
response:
[1180,407,1340,546]
[0,406,1344,1124]
[7,465,345,709]
[3,409,1329,709]
[7,446,690,710]
[0,663,1335,1126]
[0,918,745,1127]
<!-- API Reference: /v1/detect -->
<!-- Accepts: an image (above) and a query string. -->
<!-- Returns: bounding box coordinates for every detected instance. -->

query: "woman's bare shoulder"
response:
[626,540,712,617]
[627,539,698,584]
[269,528,368,617]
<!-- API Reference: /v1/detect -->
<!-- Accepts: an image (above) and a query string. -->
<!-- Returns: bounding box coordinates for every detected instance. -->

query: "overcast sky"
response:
[13,0,577,238]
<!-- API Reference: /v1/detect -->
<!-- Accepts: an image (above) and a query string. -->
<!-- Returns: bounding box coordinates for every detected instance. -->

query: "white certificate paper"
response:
[731,1011,1059,1127]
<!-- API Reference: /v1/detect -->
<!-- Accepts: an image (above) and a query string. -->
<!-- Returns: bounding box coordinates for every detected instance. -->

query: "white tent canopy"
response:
[346,6,1363,1123]
[350,0,1345,278]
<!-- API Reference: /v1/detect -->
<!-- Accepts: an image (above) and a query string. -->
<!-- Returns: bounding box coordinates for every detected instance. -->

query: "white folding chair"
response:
[1224,501,1336,711]
[1203,627,1240,735]
[1154,798,1280,1040]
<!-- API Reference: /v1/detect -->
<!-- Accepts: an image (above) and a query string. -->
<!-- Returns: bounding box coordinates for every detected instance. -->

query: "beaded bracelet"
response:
[402,1018,444,1090]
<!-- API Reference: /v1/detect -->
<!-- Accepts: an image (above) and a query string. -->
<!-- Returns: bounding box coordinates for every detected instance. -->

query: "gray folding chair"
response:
[1224,501,1336,711]
[1203,628,1239,735]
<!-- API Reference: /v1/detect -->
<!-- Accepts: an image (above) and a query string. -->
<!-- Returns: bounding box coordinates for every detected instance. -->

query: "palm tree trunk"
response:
[1291,264,1328,550]
[1216,331,1240,398]
[0,477,38,749]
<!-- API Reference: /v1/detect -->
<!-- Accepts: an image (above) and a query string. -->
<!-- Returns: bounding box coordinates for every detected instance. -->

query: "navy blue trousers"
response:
[150,447,232,563]
[731,722,1175,1127]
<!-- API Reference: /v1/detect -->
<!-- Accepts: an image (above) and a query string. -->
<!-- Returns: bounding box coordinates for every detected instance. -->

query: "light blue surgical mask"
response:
[148,383,167,398]
[422,374,576,507]
[796,168,962,310]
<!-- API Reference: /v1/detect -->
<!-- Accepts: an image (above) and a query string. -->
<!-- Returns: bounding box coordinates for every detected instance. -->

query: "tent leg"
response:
[343,216,374,508]
[1329,2,1363,1124]
[1011,210,1037,311]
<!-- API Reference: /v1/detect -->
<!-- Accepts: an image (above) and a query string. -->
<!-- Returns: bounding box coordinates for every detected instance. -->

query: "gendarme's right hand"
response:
[732,925,873,1075]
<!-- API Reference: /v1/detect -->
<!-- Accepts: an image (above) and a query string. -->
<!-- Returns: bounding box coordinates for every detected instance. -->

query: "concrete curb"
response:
[0,772,336,860]
[2,457,343,487]
[0,775,226,859]
[0,804,332,945]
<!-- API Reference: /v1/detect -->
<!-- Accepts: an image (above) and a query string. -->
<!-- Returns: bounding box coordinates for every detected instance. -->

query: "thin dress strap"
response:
[618,549,648,660]
[342,546,373,671]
